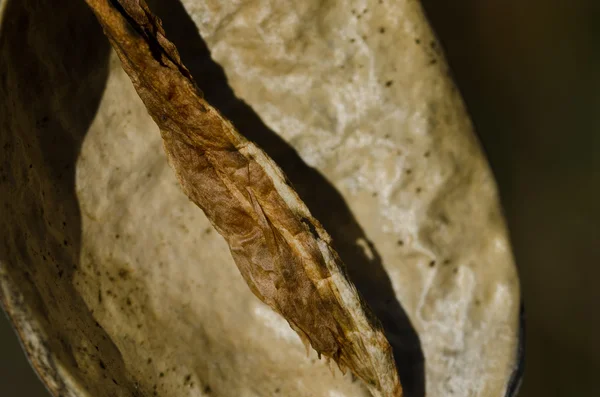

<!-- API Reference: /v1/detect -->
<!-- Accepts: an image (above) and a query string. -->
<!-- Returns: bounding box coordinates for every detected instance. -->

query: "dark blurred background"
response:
[1,1,598,396]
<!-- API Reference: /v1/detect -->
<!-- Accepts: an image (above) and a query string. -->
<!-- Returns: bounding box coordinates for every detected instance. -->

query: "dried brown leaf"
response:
[83,0,402,395]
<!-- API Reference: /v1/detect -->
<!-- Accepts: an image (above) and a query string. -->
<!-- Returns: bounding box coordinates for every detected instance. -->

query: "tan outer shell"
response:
[0,0,521,397]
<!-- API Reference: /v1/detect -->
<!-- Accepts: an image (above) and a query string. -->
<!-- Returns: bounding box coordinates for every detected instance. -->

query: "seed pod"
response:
[83,0,403,396]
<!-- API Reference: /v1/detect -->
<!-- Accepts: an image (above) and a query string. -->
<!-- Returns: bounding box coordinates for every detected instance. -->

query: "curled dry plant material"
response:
[84,0,403,396]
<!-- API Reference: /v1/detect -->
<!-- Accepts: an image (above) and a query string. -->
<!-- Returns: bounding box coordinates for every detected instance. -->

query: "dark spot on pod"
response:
[300,217,319,238]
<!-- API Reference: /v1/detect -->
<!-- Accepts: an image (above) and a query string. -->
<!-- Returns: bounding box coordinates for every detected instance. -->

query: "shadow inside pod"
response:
[150,1,426,396]
[0,0,138,396]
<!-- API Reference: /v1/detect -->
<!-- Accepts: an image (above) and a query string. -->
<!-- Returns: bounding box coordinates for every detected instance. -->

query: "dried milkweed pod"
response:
[0,0,523,396]
[83,0,403,396]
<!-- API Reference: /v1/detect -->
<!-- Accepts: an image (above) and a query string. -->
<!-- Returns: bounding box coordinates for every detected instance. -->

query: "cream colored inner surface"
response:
[0,0,520,396]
